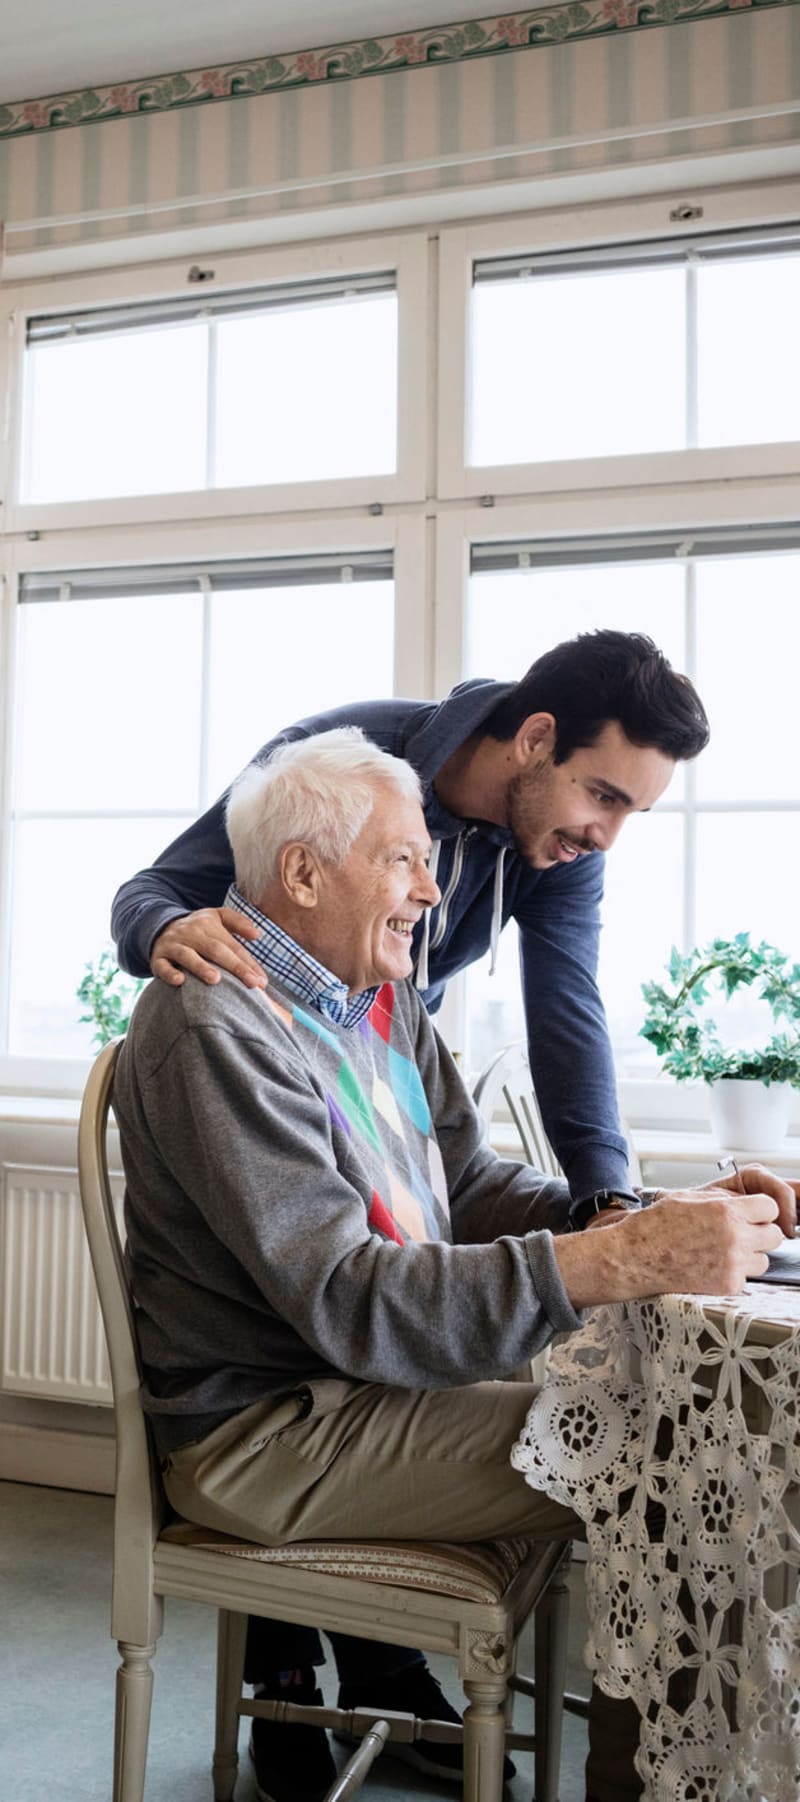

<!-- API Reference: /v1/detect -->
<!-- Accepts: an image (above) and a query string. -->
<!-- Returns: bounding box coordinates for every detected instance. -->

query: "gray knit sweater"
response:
[114,971,583,1452]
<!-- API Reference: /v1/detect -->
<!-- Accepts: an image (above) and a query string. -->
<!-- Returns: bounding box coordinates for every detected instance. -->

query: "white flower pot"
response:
[708,1078,793,1153]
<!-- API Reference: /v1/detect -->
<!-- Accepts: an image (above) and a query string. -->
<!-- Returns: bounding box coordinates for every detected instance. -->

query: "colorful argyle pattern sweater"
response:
[115,965,580,1453]
[264,975,451,1252]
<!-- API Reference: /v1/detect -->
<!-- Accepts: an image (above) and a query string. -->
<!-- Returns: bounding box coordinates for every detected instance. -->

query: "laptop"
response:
[749,1234,800,1287]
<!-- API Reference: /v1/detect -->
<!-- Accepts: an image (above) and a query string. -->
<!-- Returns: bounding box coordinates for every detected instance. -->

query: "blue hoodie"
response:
[111,680,631,1202]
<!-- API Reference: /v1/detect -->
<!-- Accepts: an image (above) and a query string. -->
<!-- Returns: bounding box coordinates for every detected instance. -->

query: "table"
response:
[511,1285,800,1802]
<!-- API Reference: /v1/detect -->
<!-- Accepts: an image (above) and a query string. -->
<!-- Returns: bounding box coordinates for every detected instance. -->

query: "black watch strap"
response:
[569,1189,641,1232]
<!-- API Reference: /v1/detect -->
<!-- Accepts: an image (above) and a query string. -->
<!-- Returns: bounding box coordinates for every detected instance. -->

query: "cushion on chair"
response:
[160,1522,534,1604]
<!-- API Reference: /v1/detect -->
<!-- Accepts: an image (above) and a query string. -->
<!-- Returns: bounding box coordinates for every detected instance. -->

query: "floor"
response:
[0,1479,591,1802]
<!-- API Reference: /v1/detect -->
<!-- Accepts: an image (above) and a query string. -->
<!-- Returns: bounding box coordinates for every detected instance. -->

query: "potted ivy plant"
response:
[640,933,800,1150]
[76,950,145,1050]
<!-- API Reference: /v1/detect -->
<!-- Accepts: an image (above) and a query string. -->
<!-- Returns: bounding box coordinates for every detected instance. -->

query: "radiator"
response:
[1,1163,122,1405]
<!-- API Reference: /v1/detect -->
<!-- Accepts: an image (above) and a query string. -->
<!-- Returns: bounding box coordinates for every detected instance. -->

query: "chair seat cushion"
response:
[160,1522,536,1604]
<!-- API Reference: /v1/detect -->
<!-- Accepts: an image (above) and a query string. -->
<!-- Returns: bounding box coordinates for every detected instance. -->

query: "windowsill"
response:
[488,1119,800,1175]
[633,1127,800,1173]
[0,1094,82,1127]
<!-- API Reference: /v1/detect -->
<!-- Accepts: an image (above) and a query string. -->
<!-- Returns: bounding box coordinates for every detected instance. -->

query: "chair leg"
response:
[114,1640,156,1802]
[534,1555,570,1802]
[462,1676,508,1802]
[213,1608,248,1802]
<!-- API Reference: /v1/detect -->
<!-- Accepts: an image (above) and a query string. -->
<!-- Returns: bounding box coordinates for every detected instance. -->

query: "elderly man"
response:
[114,728,795,1802]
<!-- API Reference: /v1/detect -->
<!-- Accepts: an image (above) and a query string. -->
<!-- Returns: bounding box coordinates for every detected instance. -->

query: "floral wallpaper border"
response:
[0,0,793,139]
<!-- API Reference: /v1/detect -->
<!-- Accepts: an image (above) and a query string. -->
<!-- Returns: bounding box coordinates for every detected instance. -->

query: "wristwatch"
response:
[570,1187,663,1231]
[570,1190,641,1231]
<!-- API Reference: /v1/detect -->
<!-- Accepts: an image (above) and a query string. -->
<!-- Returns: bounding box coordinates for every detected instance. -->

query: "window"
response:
[8,556,394,1059]
[463,530,800,1076]
[469,228,800,470]
[22,275,398,504]
[2,201,799,1112]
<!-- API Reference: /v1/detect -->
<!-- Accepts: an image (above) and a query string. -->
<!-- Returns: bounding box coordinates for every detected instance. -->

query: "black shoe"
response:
[250,1675,336,1802]
[336,1659,516,1787]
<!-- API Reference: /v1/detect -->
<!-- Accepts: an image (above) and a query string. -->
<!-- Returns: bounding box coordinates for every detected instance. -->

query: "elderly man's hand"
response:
[554,1186,783,1309]
[150,908,267,990]
[702,1161,799,1239]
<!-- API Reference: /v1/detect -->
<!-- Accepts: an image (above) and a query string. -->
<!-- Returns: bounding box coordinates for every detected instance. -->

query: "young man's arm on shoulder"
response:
[112,700,425,981]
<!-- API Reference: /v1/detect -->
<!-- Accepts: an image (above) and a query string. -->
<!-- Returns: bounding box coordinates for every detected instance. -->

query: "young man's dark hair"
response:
[485,628,710,764]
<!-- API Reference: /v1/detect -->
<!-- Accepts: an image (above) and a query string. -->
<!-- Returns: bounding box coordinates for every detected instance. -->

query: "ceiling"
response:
[0,1,514,105]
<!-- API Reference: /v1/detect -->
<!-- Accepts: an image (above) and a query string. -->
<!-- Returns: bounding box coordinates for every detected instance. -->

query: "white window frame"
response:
[436,178,800,503]
[2,230,429,535]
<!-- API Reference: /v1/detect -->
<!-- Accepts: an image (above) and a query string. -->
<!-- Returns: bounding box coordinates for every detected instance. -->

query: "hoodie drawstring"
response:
[415,838,506,989]
[489,846,506,976]
[414,839,441,992]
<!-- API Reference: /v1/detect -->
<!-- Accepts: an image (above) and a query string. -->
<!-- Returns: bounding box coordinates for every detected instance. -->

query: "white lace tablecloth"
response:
[511,1286,800,1802]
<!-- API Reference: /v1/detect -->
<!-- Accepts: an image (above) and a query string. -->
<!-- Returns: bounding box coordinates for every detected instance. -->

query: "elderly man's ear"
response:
[278,842,321,910]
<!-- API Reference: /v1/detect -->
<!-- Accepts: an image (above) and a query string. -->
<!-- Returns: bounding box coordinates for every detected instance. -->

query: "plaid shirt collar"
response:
[226,884,378,1029]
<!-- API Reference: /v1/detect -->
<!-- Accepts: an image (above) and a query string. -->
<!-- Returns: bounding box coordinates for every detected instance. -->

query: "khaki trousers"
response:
[163,1376,643,1801]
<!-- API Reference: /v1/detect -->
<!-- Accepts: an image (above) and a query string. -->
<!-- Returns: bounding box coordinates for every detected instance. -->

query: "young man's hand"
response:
[150,908,267,990]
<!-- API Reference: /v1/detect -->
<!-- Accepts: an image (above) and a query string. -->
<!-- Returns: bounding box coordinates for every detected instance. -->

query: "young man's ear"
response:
[279,842,321,909]
[514,712,557,768]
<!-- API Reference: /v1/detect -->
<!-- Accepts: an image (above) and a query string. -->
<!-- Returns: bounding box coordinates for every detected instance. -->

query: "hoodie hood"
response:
[403,678,516,844]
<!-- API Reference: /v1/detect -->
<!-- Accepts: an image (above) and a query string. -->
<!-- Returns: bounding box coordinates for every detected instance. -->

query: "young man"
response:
[113,628,709,1221]
[113,731,794,1802]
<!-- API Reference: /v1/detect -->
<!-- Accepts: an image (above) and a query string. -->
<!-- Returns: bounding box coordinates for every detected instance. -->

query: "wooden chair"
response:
[78,1039,572,1802]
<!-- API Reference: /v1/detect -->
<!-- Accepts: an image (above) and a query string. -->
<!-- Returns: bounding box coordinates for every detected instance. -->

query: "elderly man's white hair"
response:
[226,727,423,904]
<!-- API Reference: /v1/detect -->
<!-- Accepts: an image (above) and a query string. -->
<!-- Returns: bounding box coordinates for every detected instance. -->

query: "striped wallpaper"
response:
[1,3,798,263]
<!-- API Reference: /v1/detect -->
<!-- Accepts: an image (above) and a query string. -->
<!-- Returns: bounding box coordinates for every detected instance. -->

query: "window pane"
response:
[465,813,683,1078]
[695,814,800,958]
[22,326,208,502]
[214,295,397,487]
[697,255,800,448]
[206,580,395,796]
[695,552,800,801]
[15,593,203,813]
[468,560,686,674]
[8,817,188,1058]
[600,812,684,1073]
[470,267,685,466]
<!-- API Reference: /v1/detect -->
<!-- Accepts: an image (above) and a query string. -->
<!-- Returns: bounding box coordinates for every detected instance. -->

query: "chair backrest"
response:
[472,1042,563,1179]
[473,1040,642,1186]
[78,1039,165,1643]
